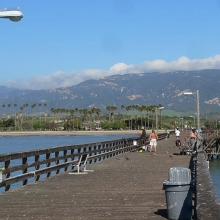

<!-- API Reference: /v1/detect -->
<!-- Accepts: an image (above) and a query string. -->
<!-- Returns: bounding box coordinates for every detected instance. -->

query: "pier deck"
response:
[0,133,191,220]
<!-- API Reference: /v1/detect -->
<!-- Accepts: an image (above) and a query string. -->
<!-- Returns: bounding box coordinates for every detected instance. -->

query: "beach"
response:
[0,130,144,136]
[0,130,167,136]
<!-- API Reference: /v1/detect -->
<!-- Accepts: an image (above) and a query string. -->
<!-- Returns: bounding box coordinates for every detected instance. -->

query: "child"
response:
[175,137,181,148]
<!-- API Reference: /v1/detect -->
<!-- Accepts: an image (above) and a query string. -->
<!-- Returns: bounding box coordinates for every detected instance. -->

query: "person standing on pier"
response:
[175,128,180,139]
[190,128,197,150]
[149,130,158,152]
[139,126,147,150]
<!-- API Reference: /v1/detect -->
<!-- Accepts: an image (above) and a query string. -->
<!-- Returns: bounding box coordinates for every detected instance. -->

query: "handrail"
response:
[0,133,167,192]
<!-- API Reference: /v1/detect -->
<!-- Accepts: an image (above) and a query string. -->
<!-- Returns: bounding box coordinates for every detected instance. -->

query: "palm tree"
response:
[1,104,5,119]
[19,106,24,131]
[106,106,112,121]
[90,108,96,129]
[38,103,42,125]
[14,104,17,130]
[31,104,36,130]
[96,108,101,129]
[79,109,83,129]
[145,105,151,129]
[126,105,132,129]
[7,104,11,119]
[121,104,125,122]
[69,109,75,130]
[44,103,47,124]
[82,109,89,129]
[25,103,29,120]
[51,108,56,122]
[74,108,79,130]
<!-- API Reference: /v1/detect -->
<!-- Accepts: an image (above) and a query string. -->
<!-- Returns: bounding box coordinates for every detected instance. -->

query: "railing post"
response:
[55,151,60,174]
[35,155,40,182]
[22,157,28,185]
[46,153,51,177]
[5,160,10,191]
[63,150,67,171]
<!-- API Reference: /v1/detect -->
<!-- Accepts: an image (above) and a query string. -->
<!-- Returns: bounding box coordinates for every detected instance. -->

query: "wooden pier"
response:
[0,131,219,219]
[0,132,193,219]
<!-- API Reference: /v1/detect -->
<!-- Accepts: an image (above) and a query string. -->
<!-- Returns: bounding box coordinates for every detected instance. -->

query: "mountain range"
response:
[0,69,220,116]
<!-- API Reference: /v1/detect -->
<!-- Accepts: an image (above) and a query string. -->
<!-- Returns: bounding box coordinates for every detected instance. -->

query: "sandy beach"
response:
[0,129,167,136]
[0,130,144,136]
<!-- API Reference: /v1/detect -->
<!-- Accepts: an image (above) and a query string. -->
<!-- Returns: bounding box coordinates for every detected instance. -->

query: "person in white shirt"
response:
[175,128,180,139]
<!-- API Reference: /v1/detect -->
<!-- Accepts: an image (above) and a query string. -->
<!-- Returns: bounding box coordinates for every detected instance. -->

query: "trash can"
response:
[163,167,192,220]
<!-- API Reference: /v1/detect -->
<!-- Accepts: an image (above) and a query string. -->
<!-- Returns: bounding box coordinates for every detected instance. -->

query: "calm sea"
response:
[0,134,137,154]
[209,159,220,200]
[0,134,219,200]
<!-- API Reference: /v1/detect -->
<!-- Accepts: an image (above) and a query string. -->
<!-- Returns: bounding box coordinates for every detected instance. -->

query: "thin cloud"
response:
[3,55,220,90]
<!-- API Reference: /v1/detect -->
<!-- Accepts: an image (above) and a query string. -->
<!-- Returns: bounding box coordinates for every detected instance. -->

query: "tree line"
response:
[3,102,214,131]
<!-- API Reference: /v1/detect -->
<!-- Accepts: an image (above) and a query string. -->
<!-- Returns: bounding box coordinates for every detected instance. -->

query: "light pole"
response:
[158,107,164,129]
[180,117,183,130]
[190,115,195,128]
[155,106,164,132]
[0,7,23,22]
[184,90,200,132]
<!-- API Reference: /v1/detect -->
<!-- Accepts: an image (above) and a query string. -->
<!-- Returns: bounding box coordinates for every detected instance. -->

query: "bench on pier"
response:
[69,154,94,175]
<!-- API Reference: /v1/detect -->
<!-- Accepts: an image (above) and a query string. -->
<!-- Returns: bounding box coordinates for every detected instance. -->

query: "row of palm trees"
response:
[106,104,164,129]
[1,103,164,130]
[1,103,47,119]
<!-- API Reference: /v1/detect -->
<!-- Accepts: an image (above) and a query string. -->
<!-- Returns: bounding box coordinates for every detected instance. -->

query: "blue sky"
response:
[1,0,220,90]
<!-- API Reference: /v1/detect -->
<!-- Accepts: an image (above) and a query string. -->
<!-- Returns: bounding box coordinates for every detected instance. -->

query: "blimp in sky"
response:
[0,7,23,22]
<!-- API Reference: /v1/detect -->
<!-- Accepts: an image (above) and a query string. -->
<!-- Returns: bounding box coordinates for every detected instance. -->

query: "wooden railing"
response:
[0,133,167,192]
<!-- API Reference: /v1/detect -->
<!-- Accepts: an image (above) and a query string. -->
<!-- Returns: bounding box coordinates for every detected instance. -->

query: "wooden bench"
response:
[69,154,94,175]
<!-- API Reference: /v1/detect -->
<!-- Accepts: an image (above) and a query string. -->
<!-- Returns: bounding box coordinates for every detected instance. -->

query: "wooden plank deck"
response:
[0,132,191,220]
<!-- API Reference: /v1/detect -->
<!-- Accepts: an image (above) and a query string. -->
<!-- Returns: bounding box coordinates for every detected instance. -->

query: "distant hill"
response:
[0,69,220,116]
[0,86,19,95]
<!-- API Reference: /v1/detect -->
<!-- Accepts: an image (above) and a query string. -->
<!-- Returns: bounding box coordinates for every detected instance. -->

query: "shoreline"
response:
[0,130,141,136]
[0,129,166,136]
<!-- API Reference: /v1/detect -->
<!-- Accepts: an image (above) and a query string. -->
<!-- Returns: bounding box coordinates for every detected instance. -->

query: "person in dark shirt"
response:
[140,126,147,147]
[175,137,181,147]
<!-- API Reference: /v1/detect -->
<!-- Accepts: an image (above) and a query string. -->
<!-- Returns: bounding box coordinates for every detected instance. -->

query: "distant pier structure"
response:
[0,7,23,22]
[203,129,220,160]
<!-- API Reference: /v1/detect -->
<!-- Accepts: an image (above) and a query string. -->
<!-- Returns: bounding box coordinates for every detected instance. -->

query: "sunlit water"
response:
[209,158,220,201]
[0,134,137,154]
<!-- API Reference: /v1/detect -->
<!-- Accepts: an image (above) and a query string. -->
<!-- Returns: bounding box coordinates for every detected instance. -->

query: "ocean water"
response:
[209,159,220,201]
[0,134,137,154]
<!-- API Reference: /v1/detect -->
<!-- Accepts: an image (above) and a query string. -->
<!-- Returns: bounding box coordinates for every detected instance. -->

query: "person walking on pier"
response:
[175,136,182,148]
[149,129,158,152]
